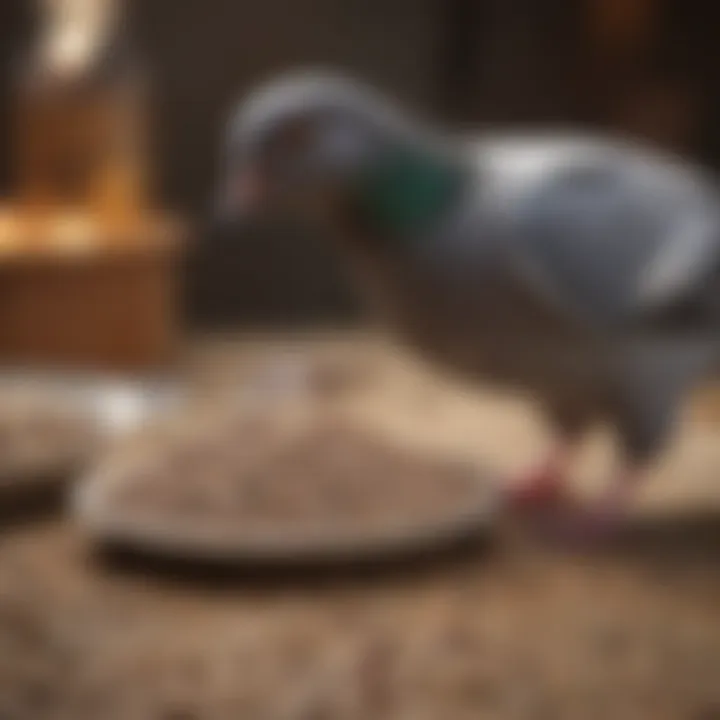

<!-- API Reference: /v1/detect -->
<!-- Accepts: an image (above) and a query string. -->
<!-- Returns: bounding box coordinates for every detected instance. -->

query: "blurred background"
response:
[0,4,718,719]
[2,0,720,335]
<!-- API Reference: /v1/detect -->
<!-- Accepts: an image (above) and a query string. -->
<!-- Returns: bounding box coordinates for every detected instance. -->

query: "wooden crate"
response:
[0,214,185,371]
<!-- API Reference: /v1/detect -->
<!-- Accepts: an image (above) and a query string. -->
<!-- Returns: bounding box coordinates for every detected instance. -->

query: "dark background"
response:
[1,0,719,328]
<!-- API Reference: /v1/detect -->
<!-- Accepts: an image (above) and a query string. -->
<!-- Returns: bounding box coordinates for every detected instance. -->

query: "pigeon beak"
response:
[215,168,268,225]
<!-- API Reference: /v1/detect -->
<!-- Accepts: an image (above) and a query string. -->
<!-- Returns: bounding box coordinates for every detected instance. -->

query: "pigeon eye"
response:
[274,120,314,155]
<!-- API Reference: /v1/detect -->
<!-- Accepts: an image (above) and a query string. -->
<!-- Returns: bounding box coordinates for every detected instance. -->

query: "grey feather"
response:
[479,134,720,329]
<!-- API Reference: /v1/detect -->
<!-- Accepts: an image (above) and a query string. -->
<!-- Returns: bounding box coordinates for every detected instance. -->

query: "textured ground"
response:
[0,519,718,720]
[0,334,719,720]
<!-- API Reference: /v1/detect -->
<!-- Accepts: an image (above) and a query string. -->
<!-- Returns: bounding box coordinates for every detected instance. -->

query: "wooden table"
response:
[0,333,719,718]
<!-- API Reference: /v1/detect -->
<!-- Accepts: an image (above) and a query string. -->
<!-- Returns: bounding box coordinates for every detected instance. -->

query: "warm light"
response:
[51,211,97,251]
[0,213,19,254]
[40,0,118,78]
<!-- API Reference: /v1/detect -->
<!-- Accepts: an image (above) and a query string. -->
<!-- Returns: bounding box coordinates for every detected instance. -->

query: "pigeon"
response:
[217,69,720,542]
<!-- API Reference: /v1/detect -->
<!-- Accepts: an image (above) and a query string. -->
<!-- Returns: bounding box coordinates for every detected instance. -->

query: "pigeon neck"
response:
[355,140,470,239]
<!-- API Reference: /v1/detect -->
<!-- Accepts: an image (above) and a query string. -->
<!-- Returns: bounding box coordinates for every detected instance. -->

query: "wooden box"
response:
[0,211,184,371]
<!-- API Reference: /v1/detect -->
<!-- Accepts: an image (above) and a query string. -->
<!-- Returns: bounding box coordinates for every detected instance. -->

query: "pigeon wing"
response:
[508,148,720,330]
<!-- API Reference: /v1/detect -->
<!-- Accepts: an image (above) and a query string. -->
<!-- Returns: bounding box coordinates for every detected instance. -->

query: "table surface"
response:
[0,332,719,719]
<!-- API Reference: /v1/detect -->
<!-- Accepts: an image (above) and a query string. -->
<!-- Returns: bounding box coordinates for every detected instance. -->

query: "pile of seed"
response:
[103,416,485,542]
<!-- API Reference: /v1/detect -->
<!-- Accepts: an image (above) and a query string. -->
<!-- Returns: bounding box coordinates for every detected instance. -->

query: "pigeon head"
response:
[218,71,397,223]
[218,70,468,236]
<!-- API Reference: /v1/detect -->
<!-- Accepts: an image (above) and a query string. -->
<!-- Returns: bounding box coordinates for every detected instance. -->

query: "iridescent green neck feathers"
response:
[356,146,468,237]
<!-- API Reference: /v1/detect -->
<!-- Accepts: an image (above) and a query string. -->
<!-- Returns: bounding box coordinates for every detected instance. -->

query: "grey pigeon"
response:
[217,69,720,540]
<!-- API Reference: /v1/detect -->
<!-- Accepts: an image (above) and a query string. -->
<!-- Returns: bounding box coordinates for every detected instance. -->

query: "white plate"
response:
[73,461,500,565]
